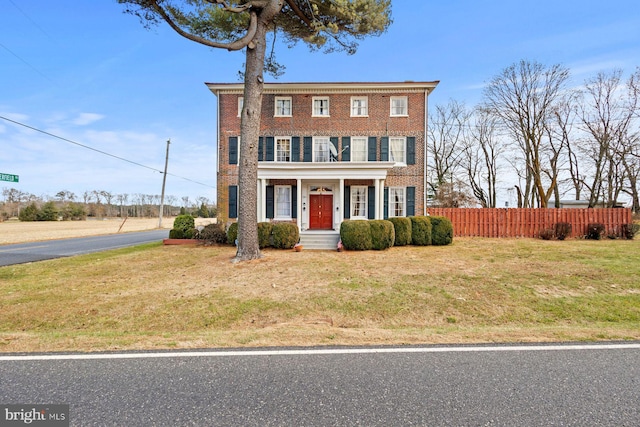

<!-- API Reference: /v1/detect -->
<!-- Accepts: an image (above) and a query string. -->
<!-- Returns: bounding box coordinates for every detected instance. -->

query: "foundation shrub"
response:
[554,222,572,240]
[369,220,395,250]
[340,220,372,251]
[196,223,227,244]
[172,214,195,238]
[257,222,274,248]
[272,222,299,249]
[226,222,238,245]
[388,217,412,246]
[430,216,453,246]
[410,216,432,246]
[586,223,605,240]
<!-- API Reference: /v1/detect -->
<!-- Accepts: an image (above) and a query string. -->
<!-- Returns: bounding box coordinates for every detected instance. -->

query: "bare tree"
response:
[462,107,504,207]
[483,60,570,207]
[579,69,638,207]
[427,100,471,203]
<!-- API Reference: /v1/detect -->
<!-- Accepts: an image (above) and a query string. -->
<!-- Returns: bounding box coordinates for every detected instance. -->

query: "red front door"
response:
[309,194,333,230]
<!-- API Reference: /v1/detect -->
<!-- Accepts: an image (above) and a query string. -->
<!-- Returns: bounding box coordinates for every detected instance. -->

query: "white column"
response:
[379,179,386,219]
[374,179,381,219]
[339,178,345,225]
[258,179,266,222]
[297,179,302,230]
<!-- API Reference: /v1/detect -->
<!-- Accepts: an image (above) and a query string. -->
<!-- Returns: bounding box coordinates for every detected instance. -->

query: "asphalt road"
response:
[1,343,639,426]
[0,229,169,266]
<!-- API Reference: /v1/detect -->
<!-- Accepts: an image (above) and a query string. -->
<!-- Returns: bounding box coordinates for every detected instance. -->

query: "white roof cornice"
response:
[206,81,439,96]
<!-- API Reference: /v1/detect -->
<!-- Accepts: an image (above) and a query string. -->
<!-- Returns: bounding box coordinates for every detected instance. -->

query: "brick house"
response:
[206,81,439,248]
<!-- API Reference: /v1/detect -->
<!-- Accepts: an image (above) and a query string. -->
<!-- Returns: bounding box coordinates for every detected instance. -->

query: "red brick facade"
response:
[208,82,438,228]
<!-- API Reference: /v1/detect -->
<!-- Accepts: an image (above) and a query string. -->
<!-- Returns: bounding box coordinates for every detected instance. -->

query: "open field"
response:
[1,232,639,353]
[0,217,215,244]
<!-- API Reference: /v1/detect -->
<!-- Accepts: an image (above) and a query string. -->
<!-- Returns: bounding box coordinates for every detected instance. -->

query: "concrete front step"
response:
[299,232,340,250]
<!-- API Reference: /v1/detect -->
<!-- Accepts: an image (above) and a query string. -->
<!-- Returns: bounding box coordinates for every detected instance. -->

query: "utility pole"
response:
[158,139,171,228]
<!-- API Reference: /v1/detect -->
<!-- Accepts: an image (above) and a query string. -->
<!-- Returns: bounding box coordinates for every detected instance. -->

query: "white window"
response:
[275,185,292,218]
[389,187,405,217]
[313,137,330,162]
[275,96,292,117]
[351,137,367,162]
[276,137,291,162]
[351,186,367,218]
[390,96,408,116]
[389,137,406,164]
[351,96,368,117]
[237,97,244,117]
[313,97,330,117]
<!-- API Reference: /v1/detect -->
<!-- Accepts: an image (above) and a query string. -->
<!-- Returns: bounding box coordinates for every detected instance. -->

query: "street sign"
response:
[0,173,19,183]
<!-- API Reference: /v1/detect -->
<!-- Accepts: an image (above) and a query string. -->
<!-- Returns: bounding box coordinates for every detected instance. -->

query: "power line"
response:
[0,115,215,189]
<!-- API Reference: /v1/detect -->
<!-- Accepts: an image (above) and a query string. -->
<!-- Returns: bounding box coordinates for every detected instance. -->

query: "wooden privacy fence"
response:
[425,208,633,238]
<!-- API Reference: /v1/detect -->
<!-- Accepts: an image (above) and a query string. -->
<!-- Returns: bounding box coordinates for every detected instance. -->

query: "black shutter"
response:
[367,186,375,220]
[342,137,351,162]
[229,137,238,165]
[292,136,300,162]
[380,137,389,161]
[229,185,238,218]
[383,187,389,219]
[266,185,274,219]
[292,185,297,219]
[258,137,264,161]
[266,136,275,161]
[343,186,351,219]
[368,137,377,161]
[407,137,416,165]
[303,137,312,162]
[330,137,339,161]
[406,186,416,216]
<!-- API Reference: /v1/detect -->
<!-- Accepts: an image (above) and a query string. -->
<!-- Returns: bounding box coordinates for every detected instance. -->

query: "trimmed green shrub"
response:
[554,222,572,240]
[430,216,453,245]
[388,217,412,246]
[369,220,395,250]
[586,223,605,240]
[340,220,373,250]
[621,223,640,240]
[197,223,227,244]
[410,216,432,246]
[173,215,195,233]
[226,222,238,245]
[257,222,274,248]
[169,228,185,239]
[272,222,299,249]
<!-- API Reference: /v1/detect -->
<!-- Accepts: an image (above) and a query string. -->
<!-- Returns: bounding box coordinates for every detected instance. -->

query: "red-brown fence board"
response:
[426,208,632,238]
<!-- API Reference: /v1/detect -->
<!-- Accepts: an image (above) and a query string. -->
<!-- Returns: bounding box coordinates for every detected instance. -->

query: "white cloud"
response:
[72,112,105,126]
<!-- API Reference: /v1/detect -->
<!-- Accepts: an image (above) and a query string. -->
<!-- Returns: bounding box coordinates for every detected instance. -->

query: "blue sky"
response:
[1,1,639,206]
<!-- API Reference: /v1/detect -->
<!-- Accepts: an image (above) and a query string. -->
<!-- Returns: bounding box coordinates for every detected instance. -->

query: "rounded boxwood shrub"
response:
[388,217,412,246]
[226,222,238,245]
[272,222,299,249]
[257,222,274,248]
[430,216,453,246]
[340,220,372,251]
[369,220,395,250]
[169,228,185,239]
[410,216,432,246]
[173,214,195,236]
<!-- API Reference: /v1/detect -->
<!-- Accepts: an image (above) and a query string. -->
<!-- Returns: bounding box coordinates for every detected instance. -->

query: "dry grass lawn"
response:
[1,220,639,353]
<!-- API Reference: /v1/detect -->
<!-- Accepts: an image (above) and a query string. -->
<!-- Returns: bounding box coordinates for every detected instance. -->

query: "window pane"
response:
[276,138,290,161]
[351,97,367,116]
[276,187,291,217]
[390,137,406,163]
[314,98,329,116]
[351,186,367,217]
[314,138,329,162]
[390,188,405,217]
[351,137,367,162]
[391,97,407,115]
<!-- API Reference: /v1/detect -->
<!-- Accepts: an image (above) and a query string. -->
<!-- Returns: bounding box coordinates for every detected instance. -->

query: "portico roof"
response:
[257,161,396,180]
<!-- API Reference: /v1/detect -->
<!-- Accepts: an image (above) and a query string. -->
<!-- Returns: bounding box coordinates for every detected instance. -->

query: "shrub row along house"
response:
[207,81,439,249]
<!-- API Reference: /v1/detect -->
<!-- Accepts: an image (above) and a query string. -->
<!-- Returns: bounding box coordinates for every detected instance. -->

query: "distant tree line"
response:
[428,60,640,213]
[0,188,216,221]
